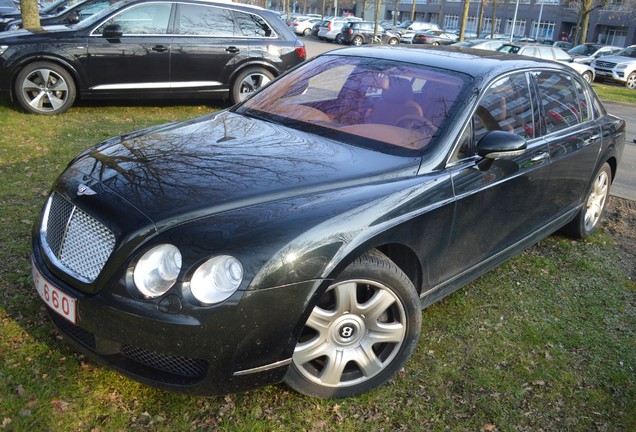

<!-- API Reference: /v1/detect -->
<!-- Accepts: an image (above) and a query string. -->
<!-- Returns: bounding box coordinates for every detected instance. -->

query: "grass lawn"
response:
[0,96,634,431]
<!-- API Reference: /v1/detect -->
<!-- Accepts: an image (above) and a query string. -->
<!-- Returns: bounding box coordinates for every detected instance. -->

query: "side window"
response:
[573,79,590,121]
[96,3,172,35]
[177,4,236,36]
[454,73,534,161]
[234,11,273,37]
[535,71,582,134]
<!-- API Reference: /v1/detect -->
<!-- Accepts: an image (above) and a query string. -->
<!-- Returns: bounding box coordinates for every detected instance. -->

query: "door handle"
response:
[531,152,549,163]
[226,46,240,53]
[152,45,169,52]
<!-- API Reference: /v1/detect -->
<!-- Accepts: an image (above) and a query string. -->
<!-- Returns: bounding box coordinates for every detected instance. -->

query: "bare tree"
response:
[20,0,40,30]
[410,0,416,21]
[459,0,470,41]
[477,0,488,37]
[570,0,611,44]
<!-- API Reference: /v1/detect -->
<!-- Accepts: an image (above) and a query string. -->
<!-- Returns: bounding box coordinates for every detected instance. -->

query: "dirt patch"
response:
[602,196,636,279]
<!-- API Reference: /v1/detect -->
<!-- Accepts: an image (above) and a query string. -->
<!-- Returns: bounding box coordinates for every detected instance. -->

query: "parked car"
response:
[568,43,623,64]
[379,19,399,30]
[497,43,596,83]
[341,21,399,45]
[2,0,120,32]
[592,45,636,89]
[291,16,322,36]
[452,38,505,51]
[0,0,306,114]
[317,16,361,43]
[412,29,458,45]
[395,21,440,43]
[310,19,324,36]
[31,45,624,399]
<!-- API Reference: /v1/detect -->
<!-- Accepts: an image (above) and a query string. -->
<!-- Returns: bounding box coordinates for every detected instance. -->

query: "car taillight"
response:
[294,40,306,60]
[347,29,353,35]
[327,22,332,30]
[294,23,299,27]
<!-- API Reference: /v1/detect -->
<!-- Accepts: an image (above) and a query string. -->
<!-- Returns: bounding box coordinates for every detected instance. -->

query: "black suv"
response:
[0,0,306,114]
[341,21,399,46]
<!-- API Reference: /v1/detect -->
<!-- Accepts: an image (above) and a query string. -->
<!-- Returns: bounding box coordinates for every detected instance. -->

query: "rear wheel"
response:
[562,162,611,238]
[626,72,636,89]
[284,250,421,398]
[303,28,311,36]
[335,33,344,44]
[230,67,274,104]
[14,61,76,115]
[352,35,363,46]
[388,38,398,45]
[582,71,593,84]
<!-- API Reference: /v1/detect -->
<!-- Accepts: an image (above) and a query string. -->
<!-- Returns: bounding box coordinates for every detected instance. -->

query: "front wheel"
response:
[562,162,612,238]
[626,72,636,90]
[284,250,421,398]
[230,67,274,104]
[388,38,399,46]
[14,61,76,115]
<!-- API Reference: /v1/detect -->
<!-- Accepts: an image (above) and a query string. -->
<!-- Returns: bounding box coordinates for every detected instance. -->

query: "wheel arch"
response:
[9,55,83,101]
[228,60,280,89]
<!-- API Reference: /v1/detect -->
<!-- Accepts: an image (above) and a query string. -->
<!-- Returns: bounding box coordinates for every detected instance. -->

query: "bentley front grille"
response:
[41,193,115,282]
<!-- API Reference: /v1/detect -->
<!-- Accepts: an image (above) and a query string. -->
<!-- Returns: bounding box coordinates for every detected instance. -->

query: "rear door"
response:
[532,70,602,215]
[87,2,173,95]
[169,3,250,94]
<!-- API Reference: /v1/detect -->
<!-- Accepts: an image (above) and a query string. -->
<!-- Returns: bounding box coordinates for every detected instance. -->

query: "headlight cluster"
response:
[132,244,243,305]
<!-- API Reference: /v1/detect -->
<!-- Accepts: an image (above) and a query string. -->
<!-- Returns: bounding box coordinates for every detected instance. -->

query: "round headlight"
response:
[133,244,182,298]
[190,255,243,304]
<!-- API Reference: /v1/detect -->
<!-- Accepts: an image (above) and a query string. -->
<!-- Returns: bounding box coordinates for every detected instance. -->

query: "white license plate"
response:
[32,262,77,324]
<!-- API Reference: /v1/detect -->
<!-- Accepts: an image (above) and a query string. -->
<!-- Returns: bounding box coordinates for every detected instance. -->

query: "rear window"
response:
[236,55,469,154]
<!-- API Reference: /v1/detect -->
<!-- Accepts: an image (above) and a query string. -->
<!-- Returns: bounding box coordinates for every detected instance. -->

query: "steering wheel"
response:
[396,115,437,133]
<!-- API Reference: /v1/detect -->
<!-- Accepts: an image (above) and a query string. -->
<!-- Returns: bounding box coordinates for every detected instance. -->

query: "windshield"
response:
[615,46,636,58]
[235,55,469,154]
[568,44,599,56]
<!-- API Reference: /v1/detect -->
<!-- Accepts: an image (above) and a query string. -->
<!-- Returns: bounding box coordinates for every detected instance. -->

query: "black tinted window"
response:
[535,71,582,133]
[178,4,236,36]
[96,3,171,34]
[235,11,273,37]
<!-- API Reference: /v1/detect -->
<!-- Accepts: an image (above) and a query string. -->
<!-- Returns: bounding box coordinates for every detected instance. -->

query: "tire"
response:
[388,38,398,46]
[432,41,440,46]
[14,61,76,115]
[582,71,593,84]
[352,35,363,46]
[303,28,311,36]
[562,162,611,238]
[230,67,274,105]
[626,72,636,90]
[284,250,421,398]
[335,33,344,44]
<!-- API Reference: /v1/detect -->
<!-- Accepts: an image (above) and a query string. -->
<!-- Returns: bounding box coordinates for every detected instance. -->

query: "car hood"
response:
[65,111,421,227]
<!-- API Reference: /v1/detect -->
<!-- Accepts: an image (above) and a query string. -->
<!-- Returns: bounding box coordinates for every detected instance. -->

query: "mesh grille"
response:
[122,344,207,377]
[43,193,116,282]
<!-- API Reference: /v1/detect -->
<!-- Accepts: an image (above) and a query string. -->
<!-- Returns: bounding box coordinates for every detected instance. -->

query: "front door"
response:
[86,2,173,96]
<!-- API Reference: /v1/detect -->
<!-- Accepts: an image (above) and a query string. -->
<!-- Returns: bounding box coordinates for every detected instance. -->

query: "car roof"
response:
[325,46,566,82]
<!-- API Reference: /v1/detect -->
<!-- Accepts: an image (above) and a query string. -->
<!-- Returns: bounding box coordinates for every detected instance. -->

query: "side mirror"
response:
[102,24,122,39]
[476,130,526,170]
[66,11,79,24]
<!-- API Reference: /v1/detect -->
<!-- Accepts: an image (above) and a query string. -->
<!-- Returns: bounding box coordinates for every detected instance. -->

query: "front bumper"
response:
[594,67,627,84]
[32,245,322,395]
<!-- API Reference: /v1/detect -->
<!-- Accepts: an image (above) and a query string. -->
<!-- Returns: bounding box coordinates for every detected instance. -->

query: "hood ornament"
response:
[77,184,97,196]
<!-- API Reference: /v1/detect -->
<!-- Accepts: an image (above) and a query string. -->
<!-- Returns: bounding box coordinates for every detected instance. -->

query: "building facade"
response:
[381,0,636,46]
